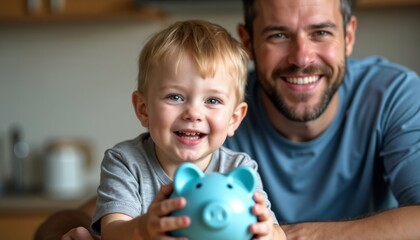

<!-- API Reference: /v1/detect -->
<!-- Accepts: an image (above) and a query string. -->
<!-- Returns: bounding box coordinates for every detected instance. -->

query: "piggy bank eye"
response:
[227,184,233,189]
[196,183,202,189]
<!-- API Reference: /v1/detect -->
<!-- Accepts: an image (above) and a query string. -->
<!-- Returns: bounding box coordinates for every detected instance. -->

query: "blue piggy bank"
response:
[169,162,257,240]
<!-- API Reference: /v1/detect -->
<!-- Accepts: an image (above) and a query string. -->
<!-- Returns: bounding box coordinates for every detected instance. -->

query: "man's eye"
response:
[274,33,286,38]
[270,33,287,39]
[266,32,288,43]
[315,30,330,37]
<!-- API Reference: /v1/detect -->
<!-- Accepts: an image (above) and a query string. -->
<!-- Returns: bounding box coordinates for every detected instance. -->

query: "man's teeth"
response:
[286,76,318,85]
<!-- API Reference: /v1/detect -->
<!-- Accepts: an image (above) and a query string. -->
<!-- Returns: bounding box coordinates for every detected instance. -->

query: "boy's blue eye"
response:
[206,98,221,105]
[168,94,183,101]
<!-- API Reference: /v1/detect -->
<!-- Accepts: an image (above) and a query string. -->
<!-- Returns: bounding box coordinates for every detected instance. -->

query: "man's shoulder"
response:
[348,56,416,76]
[345,56,419,95]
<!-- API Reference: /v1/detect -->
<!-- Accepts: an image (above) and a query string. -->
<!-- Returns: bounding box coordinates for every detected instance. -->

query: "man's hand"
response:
[34,209,94,240]
[281,205,420,240]
[61,227,100,240]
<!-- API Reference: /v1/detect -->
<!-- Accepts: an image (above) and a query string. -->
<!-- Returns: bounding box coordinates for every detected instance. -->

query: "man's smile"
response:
[285,75,319,85]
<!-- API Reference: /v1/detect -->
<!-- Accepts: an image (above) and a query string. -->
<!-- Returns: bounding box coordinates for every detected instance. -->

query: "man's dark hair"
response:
[242,0,353,37]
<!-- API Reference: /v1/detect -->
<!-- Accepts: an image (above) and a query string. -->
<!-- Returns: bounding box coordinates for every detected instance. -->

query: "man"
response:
[225,0,420,239]
[35,0,420,239]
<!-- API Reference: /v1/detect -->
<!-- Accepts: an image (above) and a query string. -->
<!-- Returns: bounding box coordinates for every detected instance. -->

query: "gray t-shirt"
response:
[91,132,276,234]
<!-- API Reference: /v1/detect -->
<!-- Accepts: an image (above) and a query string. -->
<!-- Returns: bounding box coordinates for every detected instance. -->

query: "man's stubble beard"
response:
[255,59,347,122]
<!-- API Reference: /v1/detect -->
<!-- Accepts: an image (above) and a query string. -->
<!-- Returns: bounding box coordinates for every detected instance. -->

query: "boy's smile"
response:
[174,130,207,146]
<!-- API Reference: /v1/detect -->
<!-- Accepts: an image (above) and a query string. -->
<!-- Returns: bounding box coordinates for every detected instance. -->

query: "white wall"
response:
[352,8,420,72]
[0,6,419,193]
[0,8,244,192]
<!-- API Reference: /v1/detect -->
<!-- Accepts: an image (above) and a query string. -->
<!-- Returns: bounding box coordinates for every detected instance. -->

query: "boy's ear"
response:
[132,90,149,128]
[227,102,248,137]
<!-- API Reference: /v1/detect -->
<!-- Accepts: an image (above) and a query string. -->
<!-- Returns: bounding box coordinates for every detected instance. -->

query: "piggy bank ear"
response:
[173,163,204,195]
[228,166,256,194]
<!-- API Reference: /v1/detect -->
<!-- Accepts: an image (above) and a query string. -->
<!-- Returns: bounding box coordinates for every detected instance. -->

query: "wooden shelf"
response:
[0,0,166,23]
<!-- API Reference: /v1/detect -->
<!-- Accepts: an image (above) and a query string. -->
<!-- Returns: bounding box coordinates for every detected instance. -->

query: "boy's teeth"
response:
[177,131,201,137]
[286,76,318,85]
[181,132,197,136]
[176,131,203,139]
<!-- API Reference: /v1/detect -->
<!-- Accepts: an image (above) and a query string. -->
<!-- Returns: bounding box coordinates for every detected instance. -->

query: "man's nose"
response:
[287,36,315,68]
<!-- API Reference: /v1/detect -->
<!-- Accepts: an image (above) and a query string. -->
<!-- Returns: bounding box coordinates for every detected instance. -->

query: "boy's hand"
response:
[138,183,191,240]
[249,192,286,240]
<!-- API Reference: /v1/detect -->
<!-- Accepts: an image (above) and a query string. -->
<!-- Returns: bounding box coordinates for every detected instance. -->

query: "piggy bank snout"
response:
[202,202,231,229]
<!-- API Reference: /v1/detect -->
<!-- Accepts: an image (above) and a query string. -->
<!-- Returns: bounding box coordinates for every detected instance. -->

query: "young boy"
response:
[91,20,285,240]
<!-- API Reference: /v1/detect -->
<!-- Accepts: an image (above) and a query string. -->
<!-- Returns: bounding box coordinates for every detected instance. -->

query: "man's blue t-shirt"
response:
[224,56,420,223]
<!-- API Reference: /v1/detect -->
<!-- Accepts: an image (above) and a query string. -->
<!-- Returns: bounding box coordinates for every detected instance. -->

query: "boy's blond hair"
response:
[137,20,249,102]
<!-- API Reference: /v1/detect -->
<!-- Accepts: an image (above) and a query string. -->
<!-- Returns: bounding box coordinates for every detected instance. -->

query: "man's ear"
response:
[237,24,253,60]
[345,16,357,56]
[132,90,149,128]
[227,102,248,137]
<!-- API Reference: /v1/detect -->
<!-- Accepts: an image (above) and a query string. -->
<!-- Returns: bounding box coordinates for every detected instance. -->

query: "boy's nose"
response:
[182,106,203,122]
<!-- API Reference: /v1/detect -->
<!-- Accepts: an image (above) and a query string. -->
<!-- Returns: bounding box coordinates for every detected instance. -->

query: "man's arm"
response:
[282,205,420,240]
[34,196,97,240]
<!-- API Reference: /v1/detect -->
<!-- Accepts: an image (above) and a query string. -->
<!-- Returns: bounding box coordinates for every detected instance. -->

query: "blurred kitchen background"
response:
[0,0,419,238]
